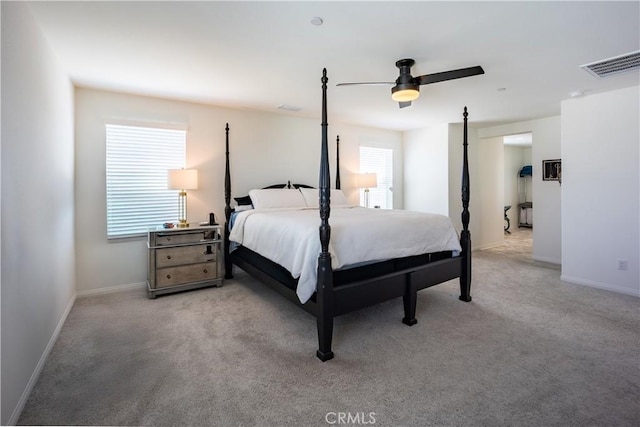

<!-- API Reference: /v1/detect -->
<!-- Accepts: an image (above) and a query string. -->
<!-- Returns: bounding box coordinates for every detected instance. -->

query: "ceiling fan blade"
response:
[336,82,394,86]
[399,101,412,108]
[416,66,484,85]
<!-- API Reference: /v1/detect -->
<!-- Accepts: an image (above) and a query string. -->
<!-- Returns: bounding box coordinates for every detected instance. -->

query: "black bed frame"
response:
[223,69,472,361]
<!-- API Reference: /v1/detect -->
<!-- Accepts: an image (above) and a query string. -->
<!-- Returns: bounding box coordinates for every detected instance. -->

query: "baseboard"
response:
[475,242,504,251]
[76,281,146,298]
[532,255,561,265]
[7,293,77,426]
[560,274,640,298]
[8,282,147,423]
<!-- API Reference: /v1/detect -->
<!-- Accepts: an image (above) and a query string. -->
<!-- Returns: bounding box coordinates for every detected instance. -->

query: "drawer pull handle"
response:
[166,255,172,260]
[166,274,171,279]
[203,269,208,274]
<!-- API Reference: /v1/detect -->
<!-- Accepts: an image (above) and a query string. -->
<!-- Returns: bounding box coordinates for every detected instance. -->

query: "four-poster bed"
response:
[223,69,472,361]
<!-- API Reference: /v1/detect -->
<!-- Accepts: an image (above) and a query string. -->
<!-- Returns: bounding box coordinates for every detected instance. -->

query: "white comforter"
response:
[229,206,461,303]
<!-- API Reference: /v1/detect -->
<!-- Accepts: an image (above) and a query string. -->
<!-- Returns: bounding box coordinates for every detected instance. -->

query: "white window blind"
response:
[359,146,393,209]
[106,124,186,239]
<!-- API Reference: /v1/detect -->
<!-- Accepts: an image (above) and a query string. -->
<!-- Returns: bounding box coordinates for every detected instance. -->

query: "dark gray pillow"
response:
[234,195,252,206]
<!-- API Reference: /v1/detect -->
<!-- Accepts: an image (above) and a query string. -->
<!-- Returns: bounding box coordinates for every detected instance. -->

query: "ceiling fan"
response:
[337,59,485,108]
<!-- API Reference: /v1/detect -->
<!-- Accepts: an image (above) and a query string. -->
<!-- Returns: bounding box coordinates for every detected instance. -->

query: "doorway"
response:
[503,133,533,256]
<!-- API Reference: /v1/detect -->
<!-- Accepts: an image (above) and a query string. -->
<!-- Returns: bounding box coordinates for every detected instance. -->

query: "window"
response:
[359,146,393,209]
[106,124,186,239]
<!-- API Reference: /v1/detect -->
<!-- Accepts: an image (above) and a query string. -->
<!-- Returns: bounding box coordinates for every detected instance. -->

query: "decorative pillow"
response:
[234,195,253,206]
[299,188,351,208]
[248,188,307,209]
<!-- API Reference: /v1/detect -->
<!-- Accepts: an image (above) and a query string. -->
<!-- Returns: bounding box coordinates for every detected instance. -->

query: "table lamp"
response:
[357,172,377,208]
[167,169,198,228]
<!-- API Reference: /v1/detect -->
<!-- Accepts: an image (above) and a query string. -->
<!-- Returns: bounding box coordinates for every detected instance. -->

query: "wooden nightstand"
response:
[147,225,223,298]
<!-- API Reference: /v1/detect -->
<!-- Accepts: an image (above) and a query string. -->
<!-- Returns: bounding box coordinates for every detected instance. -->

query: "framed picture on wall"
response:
[542,159,561,181]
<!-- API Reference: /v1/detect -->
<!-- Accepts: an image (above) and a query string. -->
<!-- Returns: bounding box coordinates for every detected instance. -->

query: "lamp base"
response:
[177,220,189,228]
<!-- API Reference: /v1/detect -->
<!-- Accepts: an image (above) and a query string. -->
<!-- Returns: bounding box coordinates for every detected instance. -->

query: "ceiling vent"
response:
[580,50,640,78]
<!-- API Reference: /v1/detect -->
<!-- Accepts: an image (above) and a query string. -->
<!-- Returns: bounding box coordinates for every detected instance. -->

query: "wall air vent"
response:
[580,50,640,78]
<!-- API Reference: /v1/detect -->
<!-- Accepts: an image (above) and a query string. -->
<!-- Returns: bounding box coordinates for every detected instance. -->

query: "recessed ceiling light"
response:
[310,17,323,26]
[278,104,302,112]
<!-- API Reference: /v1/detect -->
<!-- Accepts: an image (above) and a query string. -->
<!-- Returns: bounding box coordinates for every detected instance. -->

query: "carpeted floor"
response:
[18,229,640,426]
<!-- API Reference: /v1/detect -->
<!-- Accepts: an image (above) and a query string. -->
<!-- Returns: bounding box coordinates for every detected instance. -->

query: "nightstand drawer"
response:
[156,262,217,288]
[155,231,213,246]
[156,245,217,268]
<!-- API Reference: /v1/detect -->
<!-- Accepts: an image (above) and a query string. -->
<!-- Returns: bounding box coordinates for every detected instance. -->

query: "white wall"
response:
[403,124,449,215]
[403,120,500,251]
[475,137,505,249]
[75,88,402,293]
[1,3,76,424]
[561,86,640,296]
[478,116,562,263]
[531,117,562,263]
[448,123,498,251]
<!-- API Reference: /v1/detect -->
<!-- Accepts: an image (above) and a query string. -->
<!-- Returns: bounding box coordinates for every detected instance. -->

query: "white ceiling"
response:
[503,133,532,147]
[27,1,640,131]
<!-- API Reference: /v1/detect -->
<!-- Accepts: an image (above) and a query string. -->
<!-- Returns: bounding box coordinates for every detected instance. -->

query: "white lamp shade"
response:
[357,172,377,189]
[167,169,198,190]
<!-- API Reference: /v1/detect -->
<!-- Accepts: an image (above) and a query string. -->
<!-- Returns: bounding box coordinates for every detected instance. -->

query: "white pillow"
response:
[248,188,307,209]
[299,188,351,208]
[299,188,317,207]
[331,189,351,206]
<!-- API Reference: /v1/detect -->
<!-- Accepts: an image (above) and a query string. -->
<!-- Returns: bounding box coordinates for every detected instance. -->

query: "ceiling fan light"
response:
[391,86,420,102]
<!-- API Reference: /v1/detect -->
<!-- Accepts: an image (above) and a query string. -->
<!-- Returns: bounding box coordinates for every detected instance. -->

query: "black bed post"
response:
[316,68,335,362]
[335,135,341,190]
[223,123,233,280]
[459,108,472,302]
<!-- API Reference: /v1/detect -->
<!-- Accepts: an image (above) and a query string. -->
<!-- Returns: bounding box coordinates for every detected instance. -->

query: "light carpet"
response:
[18,230,640,426]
